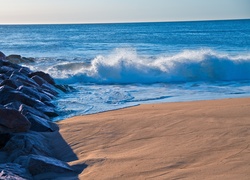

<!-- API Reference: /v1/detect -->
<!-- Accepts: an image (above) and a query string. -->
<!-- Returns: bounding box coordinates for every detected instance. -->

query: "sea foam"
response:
[46,48,250,85]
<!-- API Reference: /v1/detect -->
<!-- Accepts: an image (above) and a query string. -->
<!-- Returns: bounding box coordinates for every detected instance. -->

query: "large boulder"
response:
[9,72,38,88]
[0,79,19,89]
[19,104,50,120]
[33,102,58,118]
[0,66,15,75]
[17,85,52,103]
[0,59,22,71]
[0,86,57,117]
[0,86,37,106]
[18,67,32,76]
[14,155,73,176]
[29,71,55,85]
[31,75,59,96]
[25,113,58,132]
[6,54,34,64]
[3,132,52,162]
[0,163,32,180]
[0,108,31,133]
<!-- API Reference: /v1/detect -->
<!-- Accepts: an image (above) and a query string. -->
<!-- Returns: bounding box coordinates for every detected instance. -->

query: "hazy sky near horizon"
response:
[0,0,249,24]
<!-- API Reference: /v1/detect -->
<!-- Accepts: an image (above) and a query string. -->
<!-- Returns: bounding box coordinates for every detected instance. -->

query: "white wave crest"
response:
[47,48,250,84]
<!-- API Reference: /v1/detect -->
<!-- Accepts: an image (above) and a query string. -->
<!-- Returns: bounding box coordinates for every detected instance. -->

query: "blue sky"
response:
[0,0,249,24]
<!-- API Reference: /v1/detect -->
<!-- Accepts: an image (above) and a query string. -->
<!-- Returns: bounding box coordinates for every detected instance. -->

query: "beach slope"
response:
[58,98,250,179]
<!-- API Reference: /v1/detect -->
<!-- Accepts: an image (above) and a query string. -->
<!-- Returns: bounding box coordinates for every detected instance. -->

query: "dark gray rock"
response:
[0,86,56,117]
[21,57,35,63]
[39,89,55,99]
[31,76,59,96]
[0,79,19,89]
[31,75,46,86]
[0,133,11,149]
[14,155,73,176]
[25,113,58,132]
[41,83,59,96]
[19,104,50,120]
[29,71,55,85]
[17,85,52,103]
[4,101,22,111]
[18,67,32,76]
[6,54,22,64]
[9,72,38,88]
[0,108,31,133]
[0,86,36,106]
[32,102,59,118]
[0,66,15,75]
[1,59,22,70]
[6,54,34,64]
[3,132,52,162]
[0,163,32,180]
[0,74,7,81]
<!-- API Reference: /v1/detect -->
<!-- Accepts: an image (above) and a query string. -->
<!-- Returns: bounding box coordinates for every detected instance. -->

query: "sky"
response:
[0,0,249,24]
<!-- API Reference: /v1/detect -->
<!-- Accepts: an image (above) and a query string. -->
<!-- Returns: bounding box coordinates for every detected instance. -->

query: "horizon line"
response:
[0,18,249,26]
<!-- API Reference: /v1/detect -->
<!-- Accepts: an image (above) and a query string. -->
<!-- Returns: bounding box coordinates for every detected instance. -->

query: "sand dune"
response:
[57,98,250,179]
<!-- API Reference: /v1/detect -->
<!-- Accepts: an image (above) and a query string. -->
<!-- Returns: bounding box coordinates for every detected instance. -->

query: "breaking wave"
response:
[45,49,250,84]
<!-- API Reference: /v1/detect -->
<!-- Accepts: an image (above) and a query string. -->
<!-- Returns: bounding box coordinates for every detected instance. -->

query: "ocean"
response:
[1,19,250,121]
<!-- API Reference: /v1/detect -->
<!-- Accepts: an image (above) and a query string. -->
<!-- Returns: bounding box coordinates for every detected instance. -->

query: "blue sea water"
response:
[0,19,250,120]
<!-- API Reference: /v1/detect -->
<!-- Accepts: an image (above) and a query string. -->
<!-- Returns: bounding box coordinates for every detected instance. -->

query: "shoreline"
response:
[54,96,250,121]
[57,97,250,179]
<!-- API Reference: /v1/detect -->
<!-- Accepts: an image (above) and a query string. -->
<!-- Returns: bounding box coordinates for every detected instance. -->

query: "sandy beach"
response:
[53,98,250,179]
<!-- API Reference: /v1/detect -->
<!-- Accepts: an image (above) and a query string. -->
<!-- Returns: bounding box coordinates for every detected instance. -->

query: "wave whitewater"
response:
[42,49,250,84]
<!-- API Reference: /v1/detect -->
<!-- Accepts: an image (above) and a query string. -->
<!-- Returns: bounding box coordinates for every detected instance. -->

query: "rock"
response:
[21,57,35,63]
[4,101,22,111]
[0,108,31,133]
[39,89,55,99]
[30,75,59,96]
[17,85,52,103]
[18,67,32,76]
[6,54,34,64]
[3,132,52,162]
[0,163,32,180]
[19,104,50,120]
[25,113,58,132]
[6,54,22,63]
[0,59,21,69]
[0,86,35,106]
[0,74,7,81]
[29,71,55,85]
[0,51,6,60]
[0,133,11,149]
[15,155,73,176]
[0,79,19,89]
[9,72,38,88]
[33,103,59,118]
[0,86,56,117]
[41,83,59,96]
[31,75,59,96]
[0,66,15,75]
[31,75,45,86]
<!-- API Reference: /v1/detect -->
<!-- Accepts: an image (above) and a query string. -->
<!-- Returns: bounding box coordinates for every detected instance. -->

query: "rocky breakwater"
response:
[0,51,78,179]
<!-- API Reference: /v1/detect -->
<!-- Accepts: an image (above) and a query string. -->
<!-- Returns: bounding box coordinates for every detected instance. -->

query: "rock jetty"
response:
[0,51,79,179]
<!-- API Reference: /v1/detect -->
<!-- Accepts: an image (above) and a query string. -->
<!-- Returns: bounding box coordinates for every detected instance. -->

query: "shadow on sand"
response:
[40,130,87,180]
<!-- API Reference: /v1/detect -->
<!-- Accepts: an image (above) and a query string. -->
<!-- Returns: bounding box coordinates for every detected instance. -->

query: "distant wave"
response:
[44,48,250,84]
